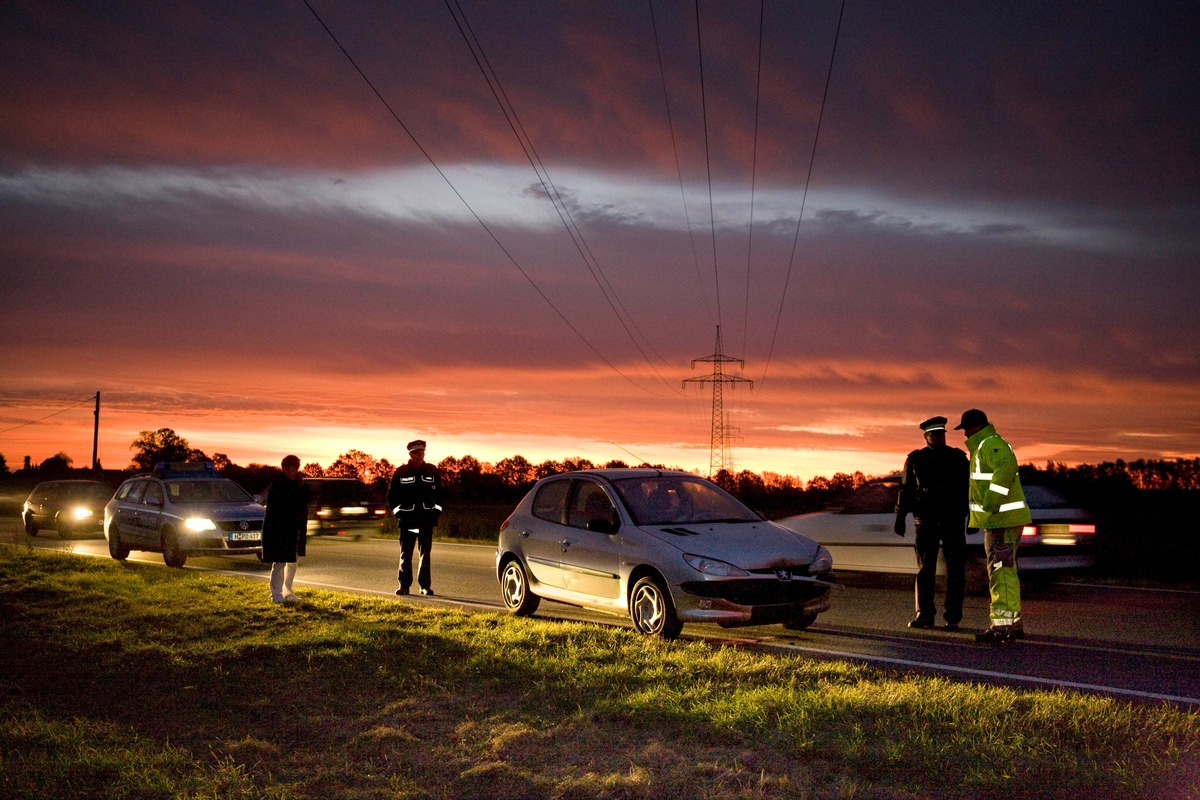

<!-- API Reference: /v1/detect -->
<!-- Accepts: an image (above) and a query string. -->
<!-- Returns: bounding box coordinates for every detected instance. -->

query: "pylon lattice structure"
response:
[684,326,753,477]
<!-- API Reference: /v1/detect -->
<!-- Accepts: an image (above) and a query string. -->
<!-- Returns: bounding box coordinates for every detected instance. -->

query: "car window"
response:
[167,479,253,504]
[532,479,571,524]
[312,480,379,505]
[143,482,164,505]
[837,482,899,514]
[1022,485,1074,509]
[612,476,758,525]
[567,481,615,530]
[121,481,147,503]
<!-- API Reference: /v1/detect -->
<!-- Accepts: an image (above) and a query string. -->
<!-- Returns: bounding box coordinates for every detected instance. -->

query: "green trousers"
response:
[983,526,1022,627]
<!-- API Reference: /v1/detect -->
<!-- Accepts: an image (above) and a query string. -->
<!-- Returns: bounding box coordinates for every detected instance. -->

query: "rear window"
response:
[532,479,571,524]
[310,480,380,505]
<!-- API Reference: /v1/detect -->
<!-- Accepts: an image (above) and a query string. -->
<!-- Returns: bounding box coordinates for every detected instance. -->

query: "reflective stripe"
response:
[998,501,1026,513]
[971,472,993,481]
[970,503,985,512]
[989,483,1010,496]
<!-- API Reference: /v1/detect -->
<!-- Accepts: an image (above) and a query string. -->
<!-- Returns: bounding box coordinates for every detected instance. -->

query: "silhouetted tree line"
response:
[1,428,1196,509]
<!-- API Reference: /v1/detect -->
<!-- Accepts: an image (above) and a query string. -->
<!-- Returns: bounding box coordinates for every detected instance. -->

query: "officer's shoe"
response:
[907,616,935,629]
[975,626,1015,644]
[420,587,435,596]
[395,587,410,596]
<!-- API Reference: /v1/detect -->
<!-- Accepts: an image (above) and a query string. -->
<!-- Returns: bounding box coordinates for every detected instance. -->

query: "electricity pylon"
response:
[684,326,753,477]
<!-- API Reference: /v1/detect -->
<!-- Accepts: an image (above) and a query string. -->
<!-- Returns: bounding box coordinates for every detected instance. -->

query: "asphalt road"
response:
[8,519,1199,707]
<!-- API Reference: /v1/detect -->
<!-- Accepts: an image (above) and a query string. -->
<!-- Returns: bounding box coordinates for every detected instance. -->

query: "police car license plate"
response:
[229,531,259,542]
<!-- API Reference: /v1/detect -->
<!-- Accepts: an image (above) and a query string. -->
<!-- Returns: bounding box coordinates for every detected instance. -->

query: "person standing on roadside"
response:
[956,409,1032,643]
[262,454,311,603]
[387,440,443,596]
[895,416,969,630]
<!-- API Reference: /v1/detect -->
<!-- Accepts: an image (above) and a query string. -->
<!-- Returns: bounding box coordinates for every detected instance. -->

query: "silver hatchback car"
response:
[496,469,837,639]
[104,462,264,568]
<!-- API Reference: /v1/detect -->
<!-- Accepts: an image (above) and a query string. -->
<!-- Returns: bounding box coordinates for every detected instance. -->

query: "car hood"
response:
[178,501,266,518]
[638,520,822,568]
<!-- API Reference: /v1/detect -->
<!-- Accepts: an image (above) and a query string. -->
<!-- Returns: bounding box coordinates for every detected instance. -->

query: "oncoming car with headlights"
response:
[496,469,837,639]
[22,480,113,539]
[104,462,264,567]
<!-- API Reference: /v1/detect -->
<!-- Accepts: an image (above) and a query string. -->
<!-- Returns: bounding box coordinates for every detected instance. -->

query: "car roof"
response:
[543,468,699,481]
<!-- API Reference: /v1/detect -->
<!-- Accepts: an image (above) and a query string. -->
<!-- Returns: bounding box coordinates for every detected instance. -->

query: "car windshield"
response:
[612,475,759,526]
[60,483,112,502]
[1022,485,1075,509]
[166,479,253,504]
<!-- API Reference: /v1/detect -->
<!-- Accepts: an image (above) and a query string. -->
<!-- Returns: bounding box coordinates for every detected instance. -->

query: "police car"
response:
[104,462,264,567]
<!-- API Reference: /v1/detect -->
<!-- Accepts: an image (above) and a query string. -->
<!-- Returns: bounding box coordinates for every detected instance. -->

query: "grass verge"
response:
[0,547,1197,800]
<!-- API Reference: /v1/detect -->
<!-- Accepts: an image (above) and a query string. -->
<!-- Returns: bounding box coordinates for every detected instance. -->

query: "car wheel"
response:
[107,524,130,561]
[783,613,818,631]
[629,575,683,640]
[162,528,187,568]
[500,558,540,616]
[24,515,38,537]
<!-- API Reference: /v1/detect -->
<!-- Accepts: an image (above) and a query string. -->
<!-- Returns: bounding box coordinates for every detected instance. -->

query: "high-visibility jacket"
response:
[964,424,1031,529]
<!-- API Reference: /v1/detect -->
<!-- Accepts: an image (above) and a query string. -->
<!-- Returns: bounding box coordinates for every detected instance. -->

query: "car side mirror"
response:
[586,517,617,535]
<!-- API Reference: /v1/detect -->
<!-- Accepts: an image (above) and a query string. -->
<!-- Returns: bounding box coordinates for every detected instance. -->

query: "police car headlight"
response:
[72,507,94,520]
[684,554,750,577]
[185,518,217,532]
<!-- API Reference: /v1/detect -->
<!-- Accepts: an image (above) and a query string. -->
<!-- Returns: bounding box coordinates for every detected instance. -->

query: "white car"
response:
[497,469,837,639]
[776,475,1095,588]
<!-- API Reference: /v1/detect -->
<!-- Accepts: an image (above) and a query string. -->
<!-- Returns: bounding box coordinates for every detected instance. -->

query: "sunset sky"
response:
[2,1,1197,480]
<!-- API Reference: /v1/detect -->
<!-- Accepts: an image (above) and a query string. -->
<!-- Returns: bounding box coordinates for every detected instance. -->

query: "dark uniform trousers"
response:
[914,516,965,625]
[398,520,433,592]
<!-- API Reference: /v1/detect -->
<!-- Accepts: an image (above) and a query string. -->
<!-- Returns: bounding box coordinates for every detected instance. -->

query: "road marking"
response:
[768,641,1200,706]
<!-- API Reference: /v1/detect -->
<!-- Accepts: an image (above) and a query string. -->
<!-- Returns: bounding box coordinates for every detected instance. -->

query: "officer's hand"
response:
[894,518,906,536]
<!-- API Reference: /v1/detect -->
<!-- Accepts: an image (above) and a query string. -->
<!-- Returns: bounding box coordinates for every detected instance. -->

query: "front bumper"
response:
[675,575,839,627]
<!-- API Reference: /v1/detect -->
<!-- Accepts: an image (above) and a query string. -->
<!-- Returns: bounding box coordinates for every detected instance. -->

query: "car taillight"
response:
[316,507,331,517]
[1069,524,1096,534]
[1021,526,1037,537]
[499,517,510,532]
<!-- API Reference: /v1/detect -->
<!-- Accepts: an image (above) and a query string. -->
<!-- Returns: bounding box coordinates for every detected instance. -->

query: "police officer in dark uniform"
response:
[387,440,443,596]
[895,416,969,629]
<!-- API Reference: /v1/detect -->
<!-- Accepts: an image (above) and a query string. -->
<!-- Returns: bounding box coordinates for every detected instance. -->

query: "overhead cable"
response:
[301,0,671,396]
[444,0,683,395]
[757,0,847,389]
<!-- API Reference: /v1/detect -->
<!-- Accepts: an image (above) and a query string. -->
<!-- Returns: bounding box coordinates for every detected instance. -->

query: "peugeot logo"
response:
[238,521,249,531]
[775,569,792,581]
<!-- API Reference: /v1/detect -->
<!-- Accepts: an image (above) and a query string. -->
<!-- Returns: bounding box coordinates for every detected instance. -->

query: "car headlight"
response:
[683,554,751,577]
[809,546,833,576]
[72,507,94,520]
[185,518,217,532]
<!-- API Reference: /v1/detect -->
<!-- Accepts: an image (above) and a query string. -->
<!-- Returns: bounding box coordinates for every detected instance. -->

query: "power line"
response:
[647,0,714,327]
[758,0,847,389]
[693,0,723,334]
[741,0,766,364]
[301,0,672,397]
[444,0,683,394]
[0,396,95,435]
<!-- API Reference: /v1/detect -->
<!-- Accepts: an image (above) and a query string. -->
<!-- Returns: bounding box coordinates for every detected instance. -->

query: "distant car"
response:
[303,477,388,538]
[104,462,264,567]
[776,475,1096,588]
[496,469,837,639]
[22,480,113,539]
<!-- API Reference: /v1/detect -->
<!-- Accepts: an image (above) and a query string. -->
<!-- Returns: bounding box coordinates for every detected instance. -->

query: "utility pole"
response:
[684,326,752,477]
[92,391,100,472]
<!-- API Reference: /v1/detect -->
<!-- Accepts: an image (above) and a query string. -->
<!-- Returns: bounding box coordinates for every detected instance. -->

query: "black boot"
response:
[975,626,1015,644]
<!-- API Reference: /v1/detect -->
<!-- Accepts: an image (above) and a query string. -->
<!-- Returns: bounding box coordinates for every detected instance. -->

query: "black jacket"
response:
[387,462,443,528]
[896,445,968,525]
[261,474,311,562]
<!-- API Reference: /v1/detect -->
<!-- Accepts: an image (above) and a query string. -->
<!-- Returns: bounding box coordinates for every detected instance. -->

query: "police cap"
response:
[407,439,427,453]
[919,416,948,433]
